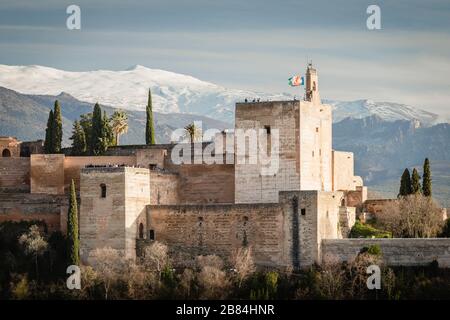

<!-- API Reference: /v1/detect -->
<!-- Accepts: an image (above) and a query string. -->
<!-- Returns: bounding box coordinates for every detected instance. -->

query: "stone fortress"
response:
[1,64,449,268]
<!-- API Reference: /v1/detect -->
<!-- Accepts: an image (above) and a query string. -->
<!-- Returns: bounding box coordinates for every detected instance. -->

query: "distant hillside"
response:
[333,115,450,207]
[0,86,230,145]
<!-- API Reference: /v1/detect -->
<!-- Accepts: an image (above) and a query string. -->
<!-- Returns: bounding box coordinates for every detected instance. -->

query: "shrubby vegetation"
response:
[350,221,391,238]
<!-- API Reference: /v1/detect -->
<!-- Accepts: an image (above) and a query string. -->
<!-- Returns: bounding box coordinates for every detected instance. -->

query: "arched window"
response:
[2,149,11,157]
[341,198,346,207]
[313,81,316,91]
[100,183,107,198]
[138,223,144,239]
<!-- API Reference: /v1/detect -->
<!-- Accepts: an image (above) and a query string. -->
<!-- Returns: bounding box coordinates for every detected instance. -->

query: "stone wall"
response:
[234,100,333,204]
[0,157,30,192]
[80,167,126,263]
[146,201,289,267]
[79,167,150,263]
[64,156,136,192]
[146,190,344,268]
[0,193,66,232]
[332,151,358,191]
[30,154,65,194]
[177,164,235,204]
[149,170,179,205]
[234,101,301,204]
[322,238,450,267]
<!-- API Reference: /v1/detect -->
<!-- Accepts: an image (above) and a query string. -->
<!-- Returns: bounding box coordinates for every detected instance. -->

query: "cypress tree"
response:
[423,158,432,197]
[411,168,421,194]
[67,179,79,266]
[53,100,63,153]
[146,89,156,145]
[399,168,412,197]
[44,110,54,153]
[91,103,103,155]
[69,121,86,156]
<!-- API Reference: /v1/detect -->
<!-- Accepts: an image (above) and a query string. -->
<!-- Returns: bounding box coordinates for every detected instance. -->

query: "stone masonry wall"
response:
[0,193,66,232]
[0,157,30,192]
[79,168,126,263]
[30,154,64,194]
[322,238,450,267]
[147,200,290,267]
[64,155,136,192]
[149,170,179,205]
[234,101,301,204]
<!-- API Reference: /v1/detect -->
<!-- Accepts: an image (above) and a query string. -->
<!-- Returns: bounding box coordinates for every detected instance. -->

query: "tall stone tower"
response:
[79,166,150,263]
[305,63,321,105]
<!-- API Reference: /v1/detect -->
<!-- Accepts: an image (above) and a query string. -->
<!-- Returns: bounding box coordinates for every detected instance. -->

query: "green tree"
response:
[184,123,202,143]
[423,158,432,197]
[110,110,128,146]
[69,121,87,156]
[146,89,156,145]
[52,100,63,153]
[411,168,422,194]
[102,111,114,148]
[90,103,103,155]
[79,113,93,151]
[399,168,412,197]
[67,179,79,266]
[44,110,54,153]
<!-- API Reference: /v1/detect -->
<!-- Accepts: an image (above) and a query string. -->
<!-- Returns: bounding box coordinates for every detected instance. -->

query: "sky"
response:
[1,0,450,117]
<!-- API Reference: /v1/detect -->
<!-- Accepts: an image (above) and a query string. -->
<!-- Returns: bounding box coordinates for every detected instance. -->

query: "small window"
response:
[316,127,319,133]
[301,208,306,216]
[149,229,155,240]
[312,151,315,157]
[149,164,157,170]
[264,125,271,134]
[100,183,107,198]
[139,223,144,239]
[2,149,11,157]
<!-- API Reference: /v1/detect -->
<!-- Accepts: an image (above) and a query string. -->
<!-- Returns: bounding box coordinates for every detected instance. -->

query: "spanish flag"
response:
[288,75,304,87]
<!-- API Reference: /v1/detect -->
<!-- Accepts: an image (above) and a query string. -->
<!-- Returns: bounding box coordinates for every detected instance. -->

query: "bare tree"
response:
[197,265,230,299]
[143,241,169,277]
[377,194,444,237]
[229,247,256,288]
[19,225,48,279]
[178,268,195,299]
[91,247,125,300]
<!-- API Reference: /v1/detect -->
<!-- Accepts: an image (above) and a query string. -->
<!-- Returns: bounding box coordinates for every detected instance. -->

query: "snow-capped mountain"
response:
[0,64,445,125]
[0,64,290,123]
[324,99,441,126]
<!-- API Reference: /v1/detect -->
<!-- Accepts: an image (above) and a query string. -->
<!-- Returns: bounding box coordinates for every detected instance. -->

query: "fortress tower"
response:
[305,62,321,105]
[234,65,333,203]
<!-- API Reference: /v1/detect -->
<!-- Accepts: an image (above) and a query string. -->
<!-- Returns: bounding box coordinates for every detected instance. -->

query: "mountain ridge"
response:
[0,64,446,126]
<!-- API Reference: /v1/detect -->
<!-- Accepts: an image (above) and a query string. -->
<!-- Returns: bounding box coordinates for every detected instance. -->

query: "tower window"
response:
[100,183,107,198]
[301,208,306,216]
[316,127,319,133]
[312,151,315,157]
[139,223,144,239]
[149,229,155,240]
[264,125,271,134]
[313,81,316,91]
[2,149,11,157]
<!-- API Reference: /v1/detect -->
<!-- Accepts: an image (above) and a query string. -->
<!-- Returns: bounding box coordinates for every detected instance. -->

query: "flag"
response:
[288,75,304,87]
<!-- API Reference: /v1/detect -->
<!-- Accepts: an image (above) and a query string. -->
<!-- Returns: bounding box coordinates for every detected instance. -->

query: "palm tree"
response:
[184,123,202,143]
[110,110,128,145]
